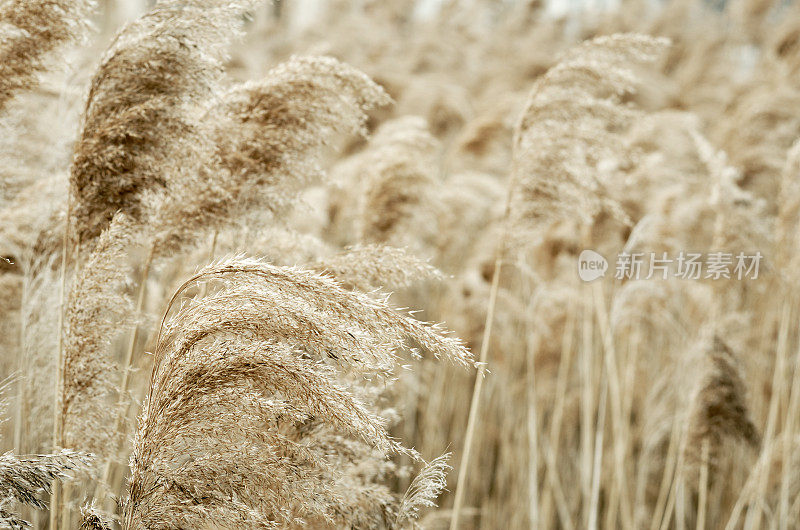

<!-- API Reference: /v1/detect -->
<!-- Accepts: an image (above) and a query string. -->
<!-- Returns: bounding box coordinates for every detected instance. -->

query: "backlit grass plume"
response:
[69,0,255,247]
[395,453,452,527]
[79,504,113,530]
[0,175,67,263]
[327,116,441,252]
[314,244,444,292]
[123,256,471,528]
[216,55,391,205]
[0,0,94,113]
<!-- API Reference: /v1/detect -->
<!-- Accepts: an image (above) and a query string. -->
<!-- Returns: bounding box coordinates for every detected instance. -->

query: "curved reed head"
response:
[124,257,471,527]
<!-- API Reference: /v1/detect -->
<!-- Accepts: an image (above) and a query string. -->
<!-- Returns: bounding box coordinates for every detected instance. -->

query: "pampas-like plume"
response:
[0,450,90,510]
[686,336,760,470]
[510,33,668,229]
[157,257,474,372]
[123,257,471,528]
[355,116,441,248]
[69,0,254,247]
[217,55,390,200]
[60,215,138,456]
[314,244,444,291]
[0,175,67,263]
[0,382,91,528]
[0,0,94,113]
[692,129,770,253]
[10,255,61,454]
[396,453,451,526]
[151,55,391,256]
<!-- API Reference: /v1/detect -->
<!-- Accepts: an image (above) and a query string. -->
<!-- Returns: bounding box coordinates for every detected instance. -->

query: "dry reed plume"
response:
[686,335,760,470]
[0,0,94,112]
[511,33,669,231]
[69,0,254,247]
[0,381,90,528]
[151,54,390,255]
[123,257,471,527]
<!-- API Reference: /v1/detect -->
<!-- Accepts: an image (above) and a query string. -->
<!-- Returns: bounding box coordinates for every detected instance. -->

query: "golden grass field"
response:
[1,0,799,528]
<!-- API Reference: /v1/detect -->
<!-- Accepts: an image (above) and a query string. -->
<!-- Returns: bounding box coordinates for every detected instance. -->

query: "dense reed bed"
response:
[1,0,800,528]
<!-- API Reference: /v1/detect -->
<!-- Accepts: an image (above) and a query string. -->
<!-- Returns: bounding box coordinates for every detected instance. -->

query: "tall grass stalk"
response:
[50,195,71,530]
[541,309,576,530]
[742,297,791,530]
[448,234,504,530]
[588,380,608,530]
[696,439,710,530]
[13,274,28,453]
[779,315,800,529]
[448,181,513,528]
[525,310,539,528]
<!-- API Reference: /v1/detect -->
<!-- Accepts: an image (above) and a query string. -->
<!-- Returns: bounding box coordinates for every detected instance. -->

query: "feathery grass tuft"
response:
[69,0,254,247]
[0,0,95,112]
[123,257,472,528]
[511,33,669,229]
